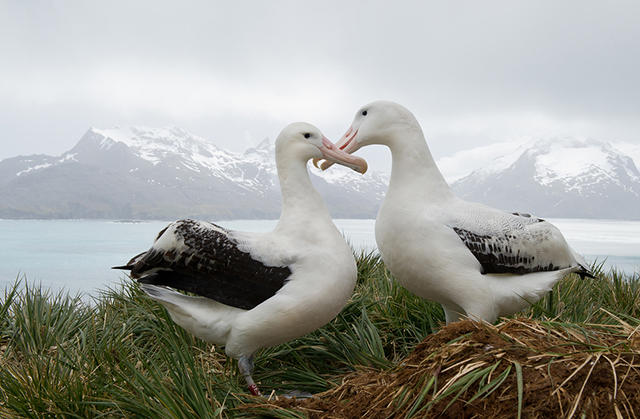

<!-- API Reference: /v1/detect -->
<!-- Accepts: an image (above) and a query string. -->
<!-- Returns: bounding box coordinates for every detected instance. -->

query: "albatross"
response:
[317,100,593,324]
[115,122,367,396]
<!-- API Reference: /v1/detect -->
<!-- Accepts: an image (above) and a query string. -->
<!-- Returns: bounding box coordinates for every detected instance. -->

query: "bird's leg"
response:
[238,355,261,396]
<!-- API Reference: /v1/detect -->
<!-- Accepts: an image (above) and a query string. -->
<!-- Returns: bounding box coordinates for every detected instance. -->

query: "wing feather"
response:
[122,219,292,310]
[450,212,576,275]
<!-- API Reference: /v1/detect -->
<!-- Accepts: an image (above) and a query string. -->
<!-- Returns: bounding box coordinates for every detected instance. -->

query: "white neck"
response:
[275,158,333,234]
[384,128,454,203]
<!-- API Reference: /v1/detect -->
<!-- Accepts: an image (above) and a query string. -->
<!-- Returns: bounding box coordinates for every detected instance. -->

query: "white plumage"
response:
[115,122,367,395]
[320,100,593,324]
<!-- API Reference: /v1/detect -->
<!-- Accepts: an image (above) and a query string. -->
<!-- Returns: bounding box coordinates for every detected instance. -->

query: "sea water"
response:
[0,218,638,297]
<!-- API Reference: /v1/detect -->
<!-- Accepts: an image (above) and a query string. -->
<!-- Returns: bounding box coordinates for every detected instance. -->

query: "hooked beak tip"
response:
[319,160,333,171]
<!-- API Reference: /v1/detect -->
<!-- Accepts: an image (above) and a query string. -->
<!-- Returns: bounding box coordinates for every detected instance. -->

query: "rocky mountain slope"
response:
[451,136,640,220]
[0,126,388,220]
[3,130,638,220]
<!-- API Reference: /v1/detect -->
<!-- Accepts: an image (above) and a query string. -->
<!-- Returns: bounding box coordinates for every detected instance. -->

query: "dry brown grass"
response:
[250,317,640,418]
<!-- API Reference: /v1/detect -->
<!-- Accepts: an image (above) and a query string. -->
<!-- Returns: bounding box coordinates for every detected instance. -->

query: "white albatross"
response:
[114,122,367,396]
[317,100,593,324]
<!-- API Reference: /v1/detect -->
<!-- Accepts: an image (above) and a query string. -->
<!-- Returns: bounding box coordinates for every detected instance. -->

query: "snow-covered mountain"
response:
[4,129,638,220]
[451,136,640,220]
[0,126,388,220]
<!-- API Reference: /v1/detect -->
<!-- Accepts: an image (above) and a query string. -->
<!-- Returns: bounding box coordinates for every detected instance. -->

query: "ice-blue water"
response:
[0,218,638,297]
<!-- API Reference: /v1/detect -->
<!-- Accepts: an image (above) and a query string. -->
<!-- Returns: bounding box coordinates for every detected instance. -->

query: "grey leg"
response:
[238,355,261,396]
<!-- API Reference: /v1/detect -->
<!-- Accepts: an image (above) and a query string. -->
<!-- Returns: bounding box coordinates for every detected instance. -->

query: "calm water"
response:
[0,218,638,297]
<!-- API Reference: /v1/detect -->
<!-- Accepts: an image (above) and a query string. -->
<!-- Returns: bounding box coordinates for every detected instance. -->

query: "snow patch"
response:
[16,163,52,176]
[437,141,525,183]
[535,144,613,186]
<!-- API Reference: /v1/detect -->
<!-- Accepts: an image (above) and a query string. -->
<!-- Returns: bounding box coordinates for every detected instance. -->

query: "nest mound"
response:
[253,318,640,418]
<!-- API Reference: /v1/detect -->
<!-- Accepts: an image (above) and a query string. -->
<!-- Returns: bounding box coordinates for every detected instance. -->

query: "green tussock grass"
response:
[0,253,638,418]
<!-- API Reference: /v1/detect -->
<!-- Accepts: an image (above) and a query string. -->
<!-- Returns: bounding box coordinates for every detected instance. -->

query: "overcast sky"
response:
[2,1,639,180]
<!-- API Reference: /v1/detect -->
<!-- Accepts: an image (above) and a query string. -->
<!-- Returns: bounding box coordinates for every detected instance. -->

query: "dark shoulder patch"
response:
[132,219,292,310]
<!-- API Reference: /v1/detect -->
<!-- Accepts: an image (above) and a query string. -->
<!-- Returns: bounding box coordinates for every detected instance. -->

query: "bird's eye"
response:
[362,110,368,116]
[303,133,311,139]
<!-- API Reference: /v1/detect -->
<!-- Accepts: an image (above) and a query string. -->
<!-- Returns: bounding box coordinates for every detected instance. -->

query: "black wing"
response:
[117,219,292,310]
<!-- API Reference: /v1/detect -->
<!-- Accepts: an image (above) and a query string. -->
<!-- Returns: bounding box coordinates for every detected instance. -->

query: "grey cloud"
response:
[1,0,639,179]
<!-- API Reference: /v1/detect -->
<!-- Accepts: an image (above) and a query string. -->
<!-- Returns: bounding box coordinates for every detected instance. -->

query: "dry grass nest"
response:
[246,316,640,418]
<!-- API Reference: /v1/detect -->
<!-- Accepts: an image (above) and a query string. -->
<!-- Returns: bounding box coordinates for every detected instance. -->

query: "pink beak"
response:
[315,134,367,174]
[314,126,361,171]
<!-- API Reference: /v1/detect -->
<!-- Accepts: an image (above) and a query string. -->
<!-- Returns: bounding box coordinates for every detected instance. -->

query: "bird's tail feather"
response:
[139,283,238,346]
[139,284,192,317]
[570,249,595,279]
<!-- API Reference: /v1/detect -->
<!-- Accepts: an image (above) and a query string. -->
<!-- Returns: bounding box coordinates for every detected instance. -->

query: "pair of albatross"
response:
[117,102,592,396]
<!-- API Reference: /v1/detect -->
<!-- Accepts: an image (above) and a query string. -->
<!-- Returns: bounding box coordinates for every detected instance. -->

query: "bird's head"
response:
[276,122,367,174]
[315,100,419,170]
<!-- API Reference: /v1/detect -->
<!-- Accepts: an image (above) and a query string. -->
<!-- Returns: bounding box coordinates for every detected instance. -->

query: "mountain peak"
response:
[256,137,271,150]
[0,124,387,220]
[244,138,272,156]
[512,136,640,188]
[526,135,613,156]
[85,125,225,166]
[451,135,640,219]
